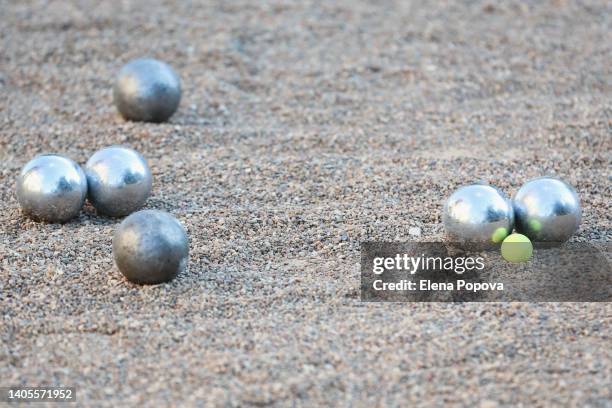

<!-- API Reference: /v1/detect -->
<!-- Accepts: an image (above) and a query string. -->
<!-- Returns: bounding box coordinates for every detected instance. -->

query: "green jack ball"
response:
[501,233,533,263]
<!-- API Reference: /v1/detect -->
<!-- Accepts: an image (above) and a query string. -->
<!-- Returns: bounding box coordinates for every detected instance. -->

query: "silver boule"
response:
[113,58,181,122]
[443,183,514,244]
[16,154,87,222]
[513,177,581,242]
[113,210,189,284]
[85,146,152,217]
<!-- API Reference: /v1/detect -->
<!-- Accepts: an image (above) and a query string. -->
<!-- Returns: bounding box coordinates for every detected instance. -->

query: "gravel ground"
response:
[1,0,611,406]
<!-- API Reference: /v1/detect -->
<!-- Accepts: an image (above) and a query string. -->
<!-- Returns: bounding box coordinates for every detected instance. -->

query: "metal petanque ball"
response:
[513,177,581,242]
[85,146,152,217]
[16,154,87,223]
[113,58,181,122]
[113,210,189,284]
[443,183,514,244]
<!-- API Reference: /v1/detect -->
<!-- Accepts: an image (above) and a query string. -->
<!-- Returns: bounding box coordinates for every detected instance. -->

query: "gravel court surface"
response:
[1,1,611,406]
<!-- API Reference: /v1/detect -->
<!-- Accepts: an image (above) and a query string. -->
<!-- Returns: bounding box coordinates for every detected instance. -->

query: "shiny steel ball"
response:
[513,177,581,242]
[113,58,181,122]
[85,146,152,217]
[443,183,514,244]
[113,210,189,284]
[16,154,87,222]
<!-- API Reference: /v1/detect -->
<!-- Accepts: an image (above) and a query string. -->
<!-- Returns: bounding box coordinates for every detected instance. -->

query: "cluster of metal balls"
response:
[16,55,584,279]
[442,176,582,245]
[16,58,188,285]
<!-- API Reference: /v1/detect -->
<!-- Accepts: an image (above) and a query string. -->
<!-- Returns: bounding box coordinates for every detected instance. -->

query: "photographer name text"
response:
[372,279,504,292]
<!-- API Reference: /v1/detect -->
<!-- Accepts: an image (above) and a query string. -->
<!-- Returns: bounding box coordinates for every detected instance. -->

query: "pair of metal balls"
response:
[443,177,581,244]
[111,58,188,283]
[17,146,152,222]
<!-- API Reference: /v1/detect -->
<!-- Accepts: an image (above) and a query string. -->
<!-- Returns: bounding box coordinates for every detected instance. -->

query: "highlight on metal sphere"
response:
[113,58,181,122]
[85,146,152,217]
[513,176,581,242]
[113,210,189,284]
[443,183,514,244]
[16,154,88,223]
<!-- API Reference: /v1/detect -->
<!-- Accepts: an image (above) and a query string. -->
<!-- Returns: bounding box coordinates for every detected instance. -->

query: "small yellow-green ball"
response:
[501,233,533,263]
[491,227,509,243]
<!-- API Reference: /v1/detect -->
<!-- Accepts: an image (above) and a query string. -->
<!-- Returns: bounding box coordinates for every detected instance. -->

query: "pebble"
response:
[409,227,422,237]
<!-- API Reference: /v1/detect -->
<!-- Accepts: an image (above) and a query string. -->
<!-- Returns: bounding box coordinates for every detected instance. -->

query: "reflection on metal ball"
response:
[85,146,152,217]
[443,183,514,244]
[113,210,189,284]
[16,154,87,223]
[513,177,581,242]
[113,58,181,122]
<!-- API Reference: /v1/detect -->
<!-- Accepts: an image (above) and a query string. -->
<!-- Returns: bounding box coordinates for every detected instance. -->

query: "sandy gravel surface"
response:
[1,0,611,406]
